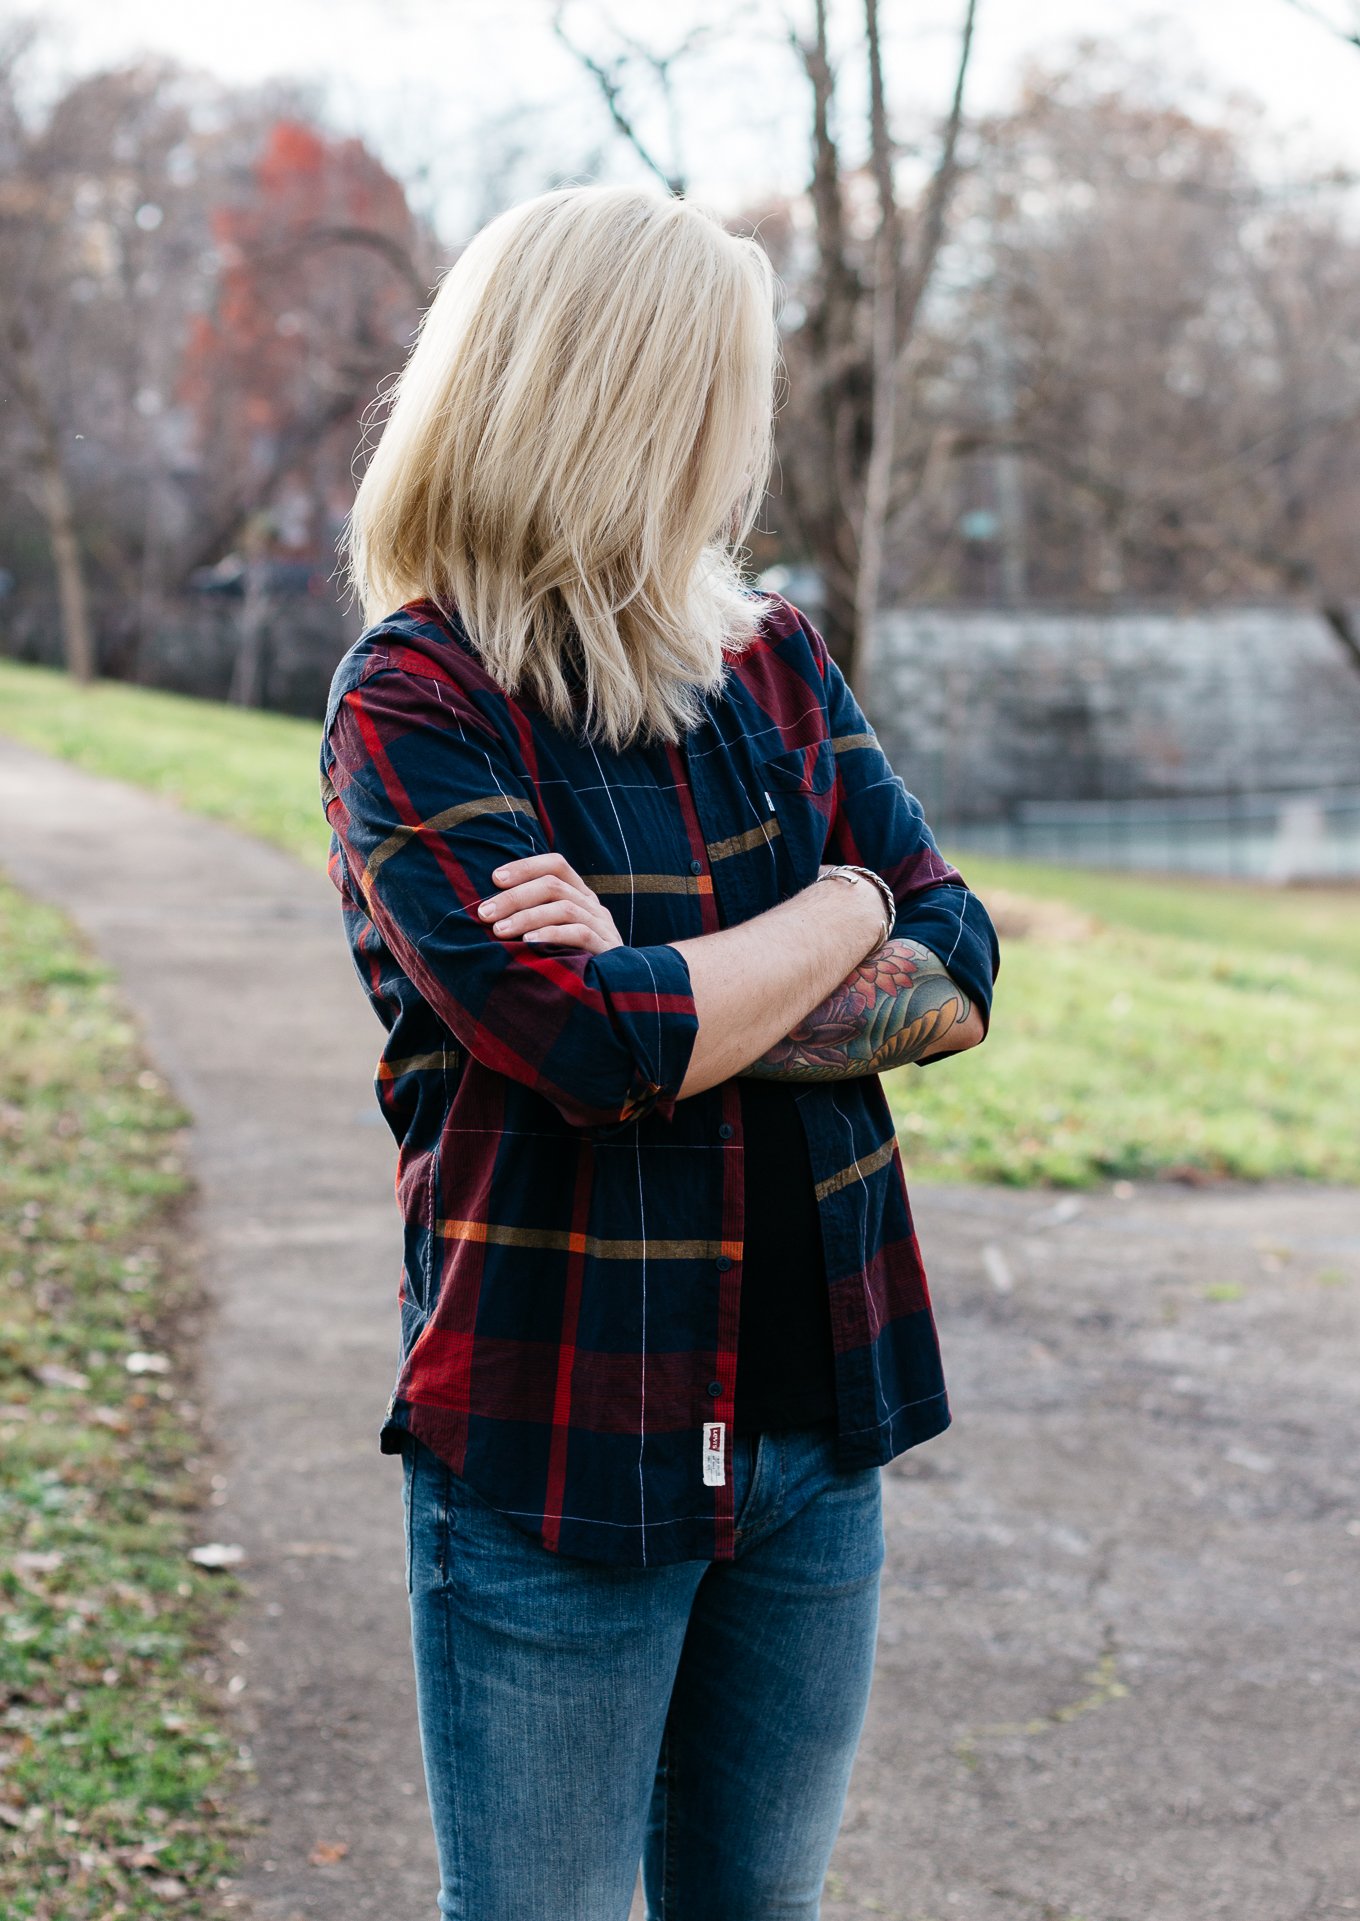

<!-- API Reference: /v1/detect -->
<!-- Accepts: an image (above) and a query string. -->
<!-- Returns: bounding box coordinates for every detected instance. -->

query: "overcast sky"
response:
[16,0,1360,235]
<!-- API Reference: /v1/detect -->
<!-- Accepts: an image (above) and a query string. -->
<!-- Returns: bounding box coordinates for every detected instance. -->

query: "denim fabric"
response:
[401,1420,885,1920]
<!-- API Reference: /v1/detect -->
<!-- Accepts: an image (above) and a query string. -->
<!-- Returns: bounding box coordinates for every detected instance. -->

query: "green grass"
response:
[0,874,247,1917]
[954,852,1360,974]
[891,851,1359,1186]
[2,656,1357,1189]
[0,657,326,867]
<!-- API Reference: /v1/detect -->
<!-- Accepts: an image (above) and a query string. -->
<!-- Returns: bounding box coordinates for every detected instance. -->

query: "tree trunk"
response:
[795,0,975,691]
[37,437,96,683]
[1320,602,1360,677]
[851,0,902,706]
[5,312,97,682]
[230,550,271,708]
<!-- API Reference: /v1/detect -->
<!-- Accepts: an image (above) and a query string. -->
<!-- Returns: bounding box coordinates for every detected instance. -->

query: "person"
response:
[319,183,999,1921]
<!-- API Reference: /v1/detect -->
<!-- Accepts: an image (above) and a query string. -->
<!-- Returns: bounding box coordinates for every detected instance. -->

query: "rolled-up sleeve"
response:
[321,660,699,1132]
[802,613,1001,1050]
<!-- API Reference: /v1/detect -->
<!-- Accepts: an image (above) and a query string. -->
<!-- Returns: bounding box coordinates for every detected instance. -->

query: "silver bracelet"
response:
[815,863,896,954]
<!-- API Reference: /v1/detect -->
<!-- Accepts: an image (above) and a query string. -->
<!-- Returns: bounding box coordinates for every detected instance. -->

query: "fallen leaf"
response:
[14,1551,64,1576]
[36,1363,90,1391]
[188,1543,245,1570]
[981,1243,1013,1294]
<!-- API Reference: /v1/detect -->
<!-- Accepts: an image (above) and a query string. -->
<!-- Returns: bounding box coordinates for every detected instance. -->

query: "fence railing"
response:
[942,787,1360,881]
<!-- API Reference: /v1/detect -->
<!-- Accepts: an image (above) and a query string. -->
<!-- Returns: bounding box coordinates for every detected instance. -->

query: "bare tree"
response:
[943,59,1360,677]
[0,21,106,680]
[0,26,435,687]
[550,4,709,194]
[765,0,978,687]
[853,0,976,695]
[0,41,227,682]
[556,1,980,690]
[1279,0,1360,50]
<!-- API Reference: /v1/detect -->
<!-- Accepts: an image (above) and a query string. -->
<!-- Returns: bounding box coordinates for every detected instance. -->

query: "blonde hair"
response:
[340,183,781,751]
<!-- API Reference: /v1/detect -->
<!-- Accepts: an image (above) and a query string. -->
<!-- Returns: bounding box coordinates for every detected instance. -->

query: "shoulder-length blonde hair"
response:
[340,183,782,752]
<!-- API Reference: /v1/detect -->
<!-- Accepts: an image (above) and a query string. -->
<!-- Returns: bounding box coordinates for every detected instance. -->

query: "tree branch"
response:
[551,5,686,194]
[851,0,903,693]
[896,0,978,353]
[242,222,432,304]
[1279,0,1360,52]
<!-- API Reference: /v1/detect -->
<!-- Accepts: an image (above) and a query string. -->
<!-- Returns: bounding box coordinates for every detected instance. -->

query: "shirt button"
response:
[715,1254,732,1270]
[718,1122,733,1139]
[689,858,703,874]
[707,1380,722,1397]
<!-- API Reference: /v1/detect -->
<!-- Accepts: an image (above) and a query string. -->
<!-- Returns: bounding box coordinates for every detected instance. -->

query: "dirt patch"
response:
[979,884,1099,943]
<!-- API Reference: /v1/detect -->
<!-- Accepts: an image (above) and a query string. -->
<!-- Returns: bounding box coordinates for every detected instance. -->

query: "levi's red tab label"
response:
[702,1421,726,1487]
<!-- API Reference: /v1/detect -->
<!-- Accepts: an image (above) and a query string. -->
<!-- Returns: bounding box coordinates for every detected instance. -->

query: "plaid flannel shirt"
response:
[320,592,999,1566]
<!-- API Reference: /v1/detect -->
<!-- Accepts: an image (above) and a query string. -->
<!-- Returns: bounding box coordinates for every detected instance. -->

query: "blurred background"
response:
[1,4,1357,1919]
[2,0,1358,1185]
[5,0,1360,859]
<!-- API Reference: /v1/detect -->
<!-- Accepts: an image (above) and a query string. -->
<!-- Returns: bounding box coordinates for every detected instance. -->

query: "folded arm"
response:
[740,604,1001,1082]
[739,933,984,1082]
[321,655,699,1139]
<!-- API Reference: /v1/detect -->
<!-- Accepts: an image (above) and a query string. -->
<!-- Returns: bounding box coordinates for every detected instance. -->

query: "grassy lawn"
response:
[0,658,326,867]
[890,852,1359,1186]
[0,873,246,1916]
[2,655,1356,1189]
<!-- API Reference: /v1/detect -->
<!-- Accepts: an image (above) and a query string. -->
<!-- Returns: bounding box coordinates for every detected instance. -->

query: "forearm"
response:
[739,936,982,1082]
[669,877,885,1099]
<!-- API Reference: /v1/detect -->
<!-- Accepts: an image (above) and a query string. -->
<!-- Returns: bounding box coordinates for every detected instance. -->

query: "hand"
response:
[476,851,624,954]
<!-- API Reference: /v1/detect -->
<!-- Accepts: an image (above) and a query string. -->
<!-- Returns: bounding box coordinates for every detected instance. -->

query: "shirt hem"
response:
[378,1388,952,1565]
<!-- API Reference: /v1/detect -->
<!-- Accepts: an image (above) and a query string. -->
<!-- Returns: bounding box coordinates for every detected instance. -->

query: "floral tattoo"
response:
[740,937,973,1081]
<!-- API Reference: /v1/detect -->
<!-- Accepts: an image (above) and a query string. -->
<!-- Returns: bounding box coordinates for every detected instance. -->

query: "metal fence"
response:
[942,786,1360,881]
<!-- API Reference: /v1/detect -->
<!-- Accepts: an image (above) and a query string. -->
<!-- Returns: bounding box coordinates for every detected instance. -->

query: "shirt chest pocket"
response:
[759,736,837,897]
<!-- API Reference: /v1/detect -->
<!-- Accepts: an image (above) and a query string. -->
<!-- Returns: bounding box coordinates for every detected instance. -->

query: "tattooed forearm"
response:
[739,937,974,1083]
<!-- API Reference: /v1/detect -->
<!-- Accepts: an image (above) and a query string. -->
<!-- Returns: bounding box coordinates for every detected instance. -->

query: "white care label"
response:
[702,1420,726,1487]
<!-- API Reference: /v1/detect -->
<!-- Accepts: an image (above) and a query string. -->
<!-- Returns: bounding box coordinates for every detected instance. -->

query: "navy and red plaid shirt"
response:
[320,592,999,1566]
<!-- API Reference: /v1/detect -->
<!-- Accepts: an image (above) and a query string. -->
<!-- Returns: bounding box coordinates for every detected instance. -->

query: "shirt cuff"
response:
[584,940,700,1137]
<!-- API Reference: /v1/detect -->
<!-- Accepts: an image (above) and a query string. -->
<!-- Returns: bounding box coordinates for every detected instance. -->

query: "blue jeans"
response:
[401,1421,884,1920]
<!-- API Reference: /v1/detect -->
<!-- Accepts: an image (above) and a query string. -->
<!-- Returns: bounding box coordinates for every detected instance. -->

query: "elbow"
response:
[942,994,989,1057]
[957,1001,988,1052]
[914,993,988,1068]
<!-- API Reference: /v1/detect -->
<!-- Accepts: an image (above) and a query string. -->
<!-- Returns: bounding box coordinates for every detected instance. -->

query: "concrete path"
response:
[2,736,1358,1921]
[836,1180,1360,1921]
[0,739,429,1917]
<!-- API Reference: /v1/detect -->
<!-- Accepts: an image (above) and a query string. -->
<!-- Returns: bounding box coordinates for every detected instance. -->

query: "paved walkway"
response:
[0,739,430,1916]
[2,736,1357,1921]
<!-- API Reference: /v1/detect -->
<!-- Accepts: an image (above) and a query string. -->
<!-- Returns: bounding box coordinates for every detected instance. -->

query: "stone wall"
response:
[866,606,1360,824]
[7,596,1358,825]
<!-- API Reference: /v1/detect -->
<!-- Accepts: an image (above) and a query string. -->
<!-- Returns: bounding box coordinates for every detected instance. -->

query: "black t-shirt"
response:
[733,1075,839,1433]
